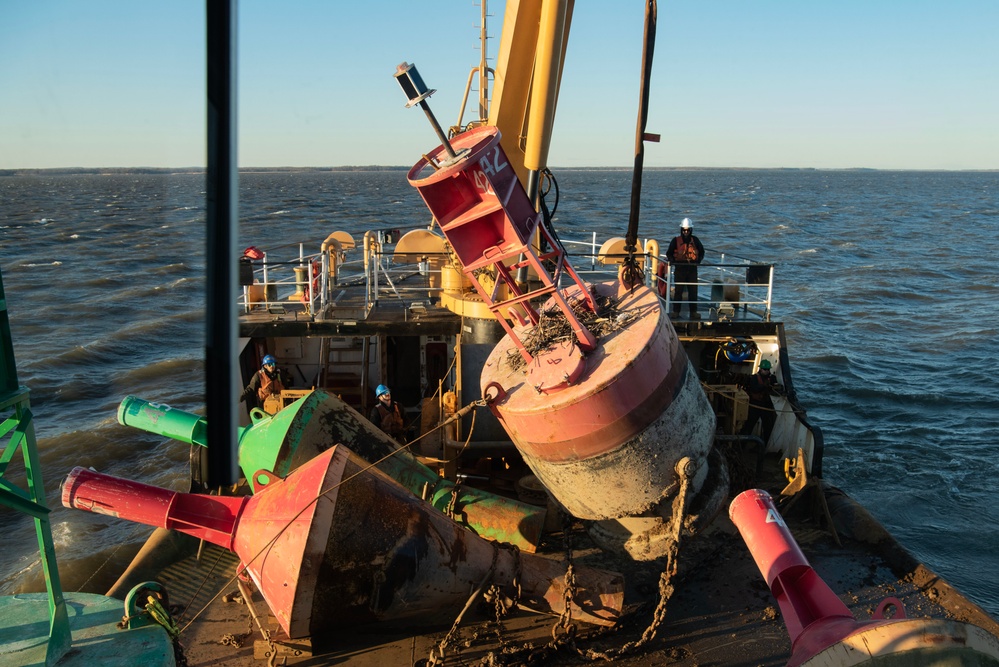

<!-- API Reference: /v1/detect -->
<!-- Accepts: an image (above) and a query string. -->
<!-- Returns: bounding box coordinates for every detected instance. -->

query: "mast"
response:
[624,0,659,281]
[488,0,574,190]
[478,0,489,121]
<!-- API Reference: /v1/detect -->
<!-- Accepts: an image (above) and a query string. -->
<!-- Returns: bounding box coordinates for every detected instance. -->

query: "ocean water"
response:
[1,169,997,619]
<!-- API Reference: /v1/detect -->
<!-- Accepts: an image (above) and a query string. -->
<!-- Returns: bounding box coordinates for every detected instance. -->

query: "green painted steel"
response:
[118,395,220,448]
[117,390,546,551]
[118,393,313,493]
[1,269,174,666]
[237,390,323,491]
[0,267,72,665]
[0,592,175,666]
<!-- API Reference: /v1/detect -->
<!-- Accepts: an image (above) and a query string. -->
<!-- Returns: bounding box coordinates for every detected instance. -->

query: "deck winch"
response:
[406,120,725,559]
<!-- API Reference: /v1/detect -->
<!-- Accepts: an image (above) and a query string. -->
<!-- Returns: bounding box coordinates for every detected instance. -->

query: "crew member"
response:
[240,354,284,414]
[740,359,782,445]
[665,217,705,319]
[369,384,405,442]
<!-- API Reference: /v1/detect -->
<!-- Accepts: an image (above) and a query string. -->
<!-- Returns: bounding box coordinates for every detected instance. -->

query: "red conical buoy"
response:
[63,446,624,640]
[730,489,999,665]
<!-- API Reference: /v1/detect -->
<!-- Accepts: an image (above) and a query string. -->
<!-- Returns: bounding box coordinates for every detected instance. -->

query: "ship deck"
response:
[239,271,462,339]
[108,453,999,666]
[236,239,776,340]
[138,245,999,664]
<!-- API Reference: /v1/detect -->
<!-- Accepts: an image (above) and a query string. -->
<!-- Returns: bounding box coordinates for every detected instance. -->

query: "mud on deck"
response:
[117,457,999,666]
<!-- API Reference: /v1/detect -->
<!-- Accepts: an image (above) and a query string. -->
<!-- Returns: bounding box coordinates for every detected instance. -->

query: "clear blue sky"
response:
[2,1,996,170]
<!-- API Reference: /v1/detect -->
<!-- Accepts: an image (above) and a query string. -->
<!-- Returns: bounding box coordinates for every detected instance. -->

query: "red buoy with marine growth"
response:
[409,126,726,559]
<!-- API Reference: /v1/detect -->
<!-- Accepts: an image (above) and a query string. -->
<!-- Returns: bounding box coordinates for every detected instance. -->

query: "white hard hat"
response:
[680,218,693,230]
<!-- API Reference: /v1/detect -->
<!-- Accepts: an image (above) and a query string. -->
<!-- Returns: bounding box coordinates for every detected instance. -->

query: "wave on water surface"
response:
[1,168,997,618]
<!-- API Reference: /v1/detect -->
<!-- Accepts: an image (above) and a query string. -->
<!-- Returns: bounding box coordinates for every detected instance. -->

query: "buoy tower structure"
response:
[399,64,725,559]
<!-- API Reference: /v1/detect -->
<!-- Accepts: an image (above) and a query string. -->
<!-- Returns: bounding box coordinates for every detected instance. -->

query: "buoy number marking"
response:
[473,169,493,196]
[765,508,786,528]
[478,146,509,177]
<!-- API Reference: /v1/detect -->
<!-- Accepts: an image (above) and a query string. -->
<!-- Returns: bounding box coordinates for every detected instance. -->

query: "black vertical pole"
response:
[205,0,239,488]
[625,0,657,257]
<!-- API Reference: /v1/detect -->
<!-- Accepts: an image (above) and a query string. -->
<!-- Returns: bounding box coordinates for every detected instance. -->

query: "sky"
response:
[1,1,997,170]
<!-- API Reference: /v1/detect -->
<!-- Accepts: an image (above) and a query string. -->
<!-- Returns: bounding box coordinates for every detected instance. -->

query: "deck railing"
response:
[561,236,774,322]
[237,233,775,323]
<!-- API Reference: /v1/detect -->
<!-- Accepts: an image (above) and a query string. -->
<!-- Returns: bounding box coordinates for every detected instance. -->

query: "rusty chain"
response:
[575,459,694,661]
[426,544,501,666]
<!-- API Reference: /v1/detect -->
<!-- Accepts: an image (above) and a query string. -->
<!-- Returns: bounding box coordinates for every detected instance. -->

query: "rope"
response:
[75,521,146,593]
[178,398,489,636]
[701,382,796,416]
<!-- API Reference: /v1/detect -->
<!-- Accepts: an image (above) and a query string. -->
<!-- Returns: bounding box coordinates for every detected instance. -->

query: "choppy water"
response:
[2,169,997,619]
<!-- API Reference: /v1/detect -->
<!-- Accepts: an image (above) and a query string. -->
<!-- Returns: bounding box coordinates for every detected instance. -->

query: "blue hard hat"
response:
[376,384,390,398]
[262,354,276,367]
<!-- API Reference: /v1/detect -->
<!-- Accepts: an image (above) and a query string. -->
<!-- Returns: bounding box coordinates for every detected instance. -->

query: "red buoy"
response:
[408,125,725,560]
[63,446,625,639]
[730,489,999,665]
[483,281,722,559]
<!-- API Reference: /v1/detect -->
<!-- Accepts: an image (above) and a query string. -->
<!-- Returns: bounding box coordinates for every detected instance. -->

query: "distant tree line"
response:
[0,166,411,177]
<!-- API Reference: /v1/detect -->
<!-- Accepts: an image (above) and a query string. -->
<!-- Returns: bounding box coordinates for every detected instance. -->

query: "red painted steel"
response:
[410,126,720,541]
[730,489,917,666]
[63,456,332,638]
[483,282,681,461]
[525,339,586,394]
[408,125,597,363]
[63,446,625,640]
[61,466,249,549]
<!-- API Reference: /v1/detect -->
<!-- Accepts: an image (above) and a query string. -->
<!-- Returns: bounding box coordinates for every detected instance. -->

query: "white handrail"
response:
[236,235,776,324]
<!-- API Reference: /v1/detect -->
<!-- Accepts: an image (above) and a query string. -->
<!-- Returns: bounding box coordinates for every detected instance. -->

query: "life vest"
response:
[746,372,774,404]
[257,369,284,402]
[673,236,700,263]
[376,402,405,437]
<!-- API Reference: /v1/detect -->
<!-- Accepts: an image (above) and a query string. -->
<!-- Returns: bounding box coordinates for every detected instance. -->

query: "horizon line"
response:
[3,165,997,174]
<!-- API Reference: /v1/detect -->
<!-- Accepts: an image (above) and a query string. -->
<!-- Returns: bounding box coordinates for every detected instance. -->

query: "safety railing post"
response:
[369,244,377,307]
[262,252,270,307]
[308,260,316,315]
[320,252,328,312]
[649,242,656,291]
[766,265,774,321]
[665,262,673,312]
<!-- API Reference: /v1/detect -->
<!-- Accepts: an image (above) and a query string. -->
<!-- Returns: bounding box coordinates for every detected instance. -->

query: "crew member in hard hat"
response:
[665,218,705,319]
[240,354,285,414]
[369,384,405,442]
[740,359,783,445]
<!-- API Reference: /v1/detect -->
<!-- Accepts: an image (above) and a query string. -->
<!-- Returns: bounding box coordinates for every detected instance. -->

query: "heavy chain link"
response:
[578,463,693,661]
[426,545,501,666]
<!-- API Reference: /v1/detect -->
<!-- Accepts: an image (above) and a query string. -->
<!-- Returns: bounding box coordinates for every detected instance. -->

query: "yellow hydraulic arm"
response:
[488,0,574,195]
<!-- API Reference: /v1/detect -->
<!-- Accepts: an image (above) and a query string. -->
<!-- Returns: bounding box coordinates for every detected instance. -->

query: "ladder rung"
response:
[488,286,557,311]
[463,245,527,272]
[440,199,505,231]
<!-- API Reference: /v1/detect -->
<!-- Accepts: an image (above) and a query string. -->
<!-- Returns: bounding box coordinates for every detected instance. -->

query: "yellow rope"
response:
[700,382,797,416]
